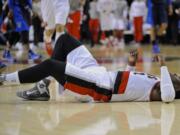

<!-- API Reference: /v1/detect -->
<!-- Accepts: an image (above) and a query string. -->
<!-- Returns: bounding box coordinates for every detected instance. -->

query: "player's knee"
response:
[160,23,167,31]
[44,29,54,42]
[56,24,65,32]
[44,59,53,67]
[44,29,54,37]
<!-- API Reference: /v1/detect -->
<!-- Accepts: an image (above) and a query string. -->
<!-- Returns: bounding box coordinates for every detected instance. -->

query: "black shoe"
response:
[16,79,50,101]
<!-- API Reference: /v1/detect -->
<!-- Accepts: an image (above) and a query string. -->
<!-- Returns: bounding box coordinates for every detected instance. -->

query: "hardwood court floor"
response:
[0,45,180,135]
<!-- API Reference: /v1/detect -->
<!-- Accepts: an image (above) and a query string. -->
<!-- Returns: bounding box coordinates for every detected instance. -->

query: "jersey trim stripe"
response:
[64,75,112,102]
[114,71,130,94]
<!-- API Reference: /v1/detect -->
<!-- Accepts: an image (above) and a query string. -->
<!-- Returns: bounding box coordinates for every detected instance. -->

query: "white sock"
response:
[5,72,20,84]
[125,65,135,71]
[55,31,65,41]
[160,66,175,103]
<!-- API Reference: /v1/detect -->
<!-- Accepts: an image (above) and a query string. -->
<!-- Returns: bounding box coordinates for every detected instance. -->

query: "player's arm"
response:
[125,49,138,71]
[156,54,175,103]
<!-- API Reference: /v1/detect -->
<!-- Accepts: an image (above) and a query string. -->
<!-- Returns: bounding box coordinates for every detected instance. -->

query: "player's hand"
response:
[128,49,138,66]
[154,54,166,67]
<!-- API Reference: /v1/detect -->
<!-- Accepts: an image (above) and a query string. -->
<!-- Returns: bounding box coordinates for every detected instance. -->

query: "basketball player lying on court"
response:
[0,33,180,103]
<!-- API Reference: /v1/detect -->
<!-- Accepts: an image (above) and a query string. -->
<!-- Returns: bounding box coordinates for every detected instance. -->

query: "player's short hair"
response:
[170,73,180,92]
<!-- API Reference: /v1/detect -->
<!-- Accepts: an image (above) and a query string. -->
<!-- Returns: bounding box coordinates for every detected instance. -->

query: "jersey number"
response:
[133,72,158,80]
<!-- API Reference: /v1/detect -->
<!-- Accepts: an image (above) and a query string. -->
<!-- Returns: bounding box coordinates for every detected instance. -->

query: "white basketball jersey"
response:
[111,72,160,102]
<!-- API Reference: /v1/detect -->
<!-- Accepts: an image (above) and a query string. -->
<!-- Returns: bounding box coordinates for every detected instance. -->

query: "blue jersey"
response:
[8,0,32,32]
[146,0,153,25]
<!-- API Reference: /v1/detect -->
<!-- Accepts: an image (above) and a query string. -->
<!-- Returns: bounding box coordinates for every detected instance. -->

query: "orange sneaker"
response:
[45,42,53,56]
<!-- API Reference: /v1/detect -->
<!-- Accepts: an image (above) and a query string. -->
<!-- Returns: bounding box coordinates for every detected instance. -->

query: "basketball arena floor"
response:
[0,45,180,135]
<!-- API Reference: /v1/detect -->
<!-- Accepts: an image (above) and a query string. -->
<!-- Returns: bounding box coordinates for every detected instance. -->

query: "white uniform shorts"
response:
[64,46,115,102]
[66,46,113,90]
[113,19,125,30]
[41,0,70,29]
[99,13,114,31]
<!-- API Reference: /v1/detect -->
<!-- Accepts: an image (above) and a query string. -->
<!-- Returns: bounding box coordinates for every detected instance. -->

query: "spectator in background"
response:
[8,0,41,60]
[67,0,82,40]
[113,0,128,49]
[88,0,100,47]
[97,0,116,47]
[130,0,147,46]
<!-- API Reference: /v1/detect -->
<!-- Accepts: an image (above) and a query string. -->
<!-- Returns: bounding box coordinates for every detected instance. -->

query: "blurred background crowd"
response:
[0,0,179,64]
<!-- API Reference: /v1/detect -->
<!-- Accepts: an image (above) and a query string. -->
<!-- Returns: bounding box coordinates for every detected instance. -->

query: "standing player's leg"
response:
[151,4,161,56]
[152,4,168,56]
[41,0,55,56]
[53,0,69,41]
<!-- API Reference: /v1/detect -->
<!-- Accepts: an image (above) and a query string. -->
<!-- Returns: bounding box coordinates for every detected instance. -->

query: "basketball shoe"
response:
[28,49,42,60]
[3,50,14,61]
[16,79,50,101]
[152,41,160,54]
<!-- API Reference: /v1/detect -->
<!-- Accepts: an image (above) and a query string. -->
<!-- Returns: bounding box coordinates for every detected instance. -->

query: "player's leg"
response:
[151,5,161,55]
[52,33,99,68]
[51,33,82,62]
[0,59,111,102]
[157,4,168,38]
[53,0,70,40]
[0,59,66,100]
[52,33,98,97]
[0,59,66,84]
[44,28,55,56]
[14,33,97,101]
[41,0,55,56]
